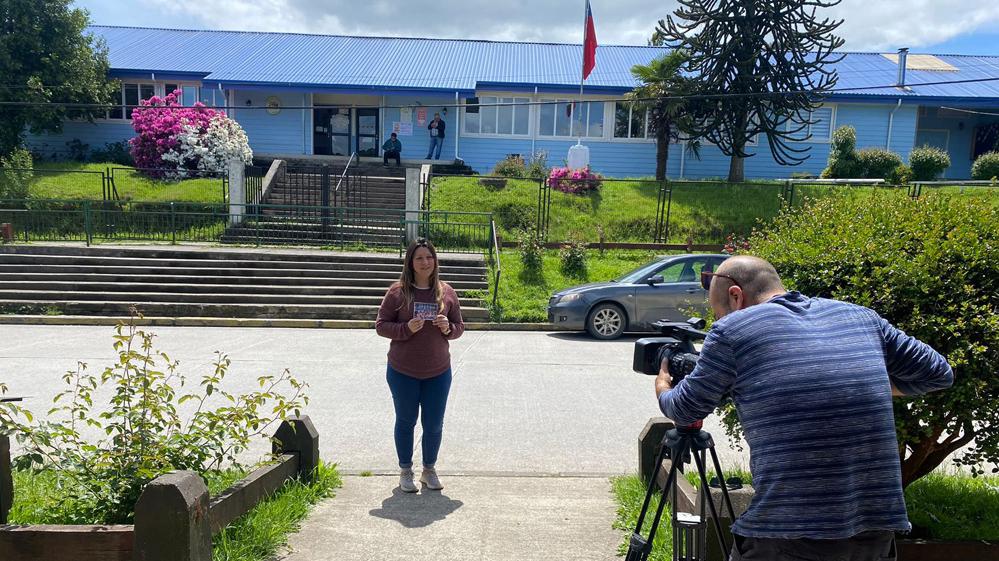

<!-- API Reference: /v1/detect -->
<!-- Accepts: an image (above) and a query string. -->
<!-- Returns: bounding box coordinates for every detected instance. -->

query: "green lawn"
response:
[491,248,665,323]
[26,162,225,203]
[429,176,996,244]
[10,461,342,561]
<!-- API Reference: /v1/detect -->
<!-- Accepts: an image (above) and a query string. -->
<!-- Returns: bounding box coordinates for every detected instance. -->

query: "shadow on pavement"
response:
[545,332,645,342]
[369,486,464,528]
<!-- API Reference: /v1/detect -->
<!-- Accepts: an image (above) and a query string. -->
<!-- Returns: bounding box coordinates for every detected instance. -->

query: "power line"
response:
[0,76,997,111]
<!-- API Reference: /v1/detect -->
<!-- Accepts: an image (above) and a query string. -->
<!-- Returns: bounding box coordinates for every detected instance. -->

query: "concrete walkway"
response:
[1,325,750,560]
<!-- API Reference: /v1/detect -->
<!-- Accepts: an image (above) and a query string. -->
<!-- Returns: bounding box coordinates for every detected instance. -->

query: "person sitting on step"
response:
[382,133,402,166]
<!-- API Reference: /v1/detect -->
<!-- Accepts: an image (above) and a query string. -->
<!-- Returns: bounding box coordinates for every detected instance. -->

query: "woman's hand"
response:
[407,317,425,334]
[433,314,450,334]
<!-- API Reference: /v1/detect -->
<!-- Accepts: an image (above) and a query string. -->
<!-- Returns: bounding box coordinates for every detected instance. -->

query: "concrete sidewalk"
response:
[280,474,622,561]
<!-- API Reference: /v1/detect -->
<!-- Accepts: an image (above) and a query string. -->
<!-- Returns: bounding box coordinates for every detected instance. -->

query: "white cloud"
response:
[82,0,999,52]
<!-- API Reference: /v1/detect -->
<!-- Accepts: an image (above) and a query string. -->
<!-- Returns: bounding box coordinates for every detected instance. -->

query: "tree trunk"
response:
[727,154,745,183]
[656,129,670,181]
[899,420,976,488]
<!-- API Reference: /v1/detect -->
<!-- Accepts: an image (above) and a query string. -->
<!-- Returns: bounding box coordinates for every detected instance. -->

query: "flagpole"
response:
[578,0,587,146]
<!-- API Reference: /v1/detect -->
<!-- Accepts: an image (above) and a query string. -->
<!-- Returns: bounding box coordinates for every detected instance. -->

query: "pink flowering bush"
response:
[129,90,251,179]
[548,166,603,194]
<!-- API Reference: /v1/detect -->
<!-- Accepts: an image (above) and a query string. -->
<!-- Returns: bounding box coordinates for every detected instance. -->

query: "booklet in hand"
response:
[414,302,439,320]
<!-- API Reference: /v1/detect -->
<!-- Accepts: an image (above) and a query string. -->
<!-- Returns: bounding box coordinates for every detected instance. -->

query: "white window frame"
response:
[162,82,203,106]
[99,81,158,122]
[461,94,532,138]
[611,101,653,143]
[537,97,606,139]
[786,104,837,144]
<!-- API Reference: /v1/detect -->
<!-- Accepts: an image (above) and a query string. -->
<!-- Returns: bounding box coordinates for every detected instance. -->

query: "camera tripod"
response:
[626,421,739,561]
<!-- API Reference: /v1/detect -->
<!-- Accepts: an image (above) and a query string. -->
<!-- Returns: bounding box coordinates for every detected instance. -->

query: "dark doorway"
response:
[356,108,380,157]
[313,107,351,156]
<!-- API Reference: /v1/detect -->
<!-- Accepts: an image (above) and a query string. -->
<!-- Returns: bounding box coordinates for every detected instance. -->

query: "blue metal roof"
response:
[88,25,999,101]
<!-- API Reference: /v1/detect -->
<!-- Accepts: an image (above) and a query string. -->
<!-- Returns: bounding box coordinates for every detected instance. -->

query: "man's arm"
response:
[879,317,954,396]
[658,328,738,426]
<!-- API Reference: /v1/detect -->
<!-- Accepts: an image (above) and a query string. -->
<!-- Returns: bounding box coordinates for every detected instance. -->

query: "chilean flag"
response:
[582,0,598,80]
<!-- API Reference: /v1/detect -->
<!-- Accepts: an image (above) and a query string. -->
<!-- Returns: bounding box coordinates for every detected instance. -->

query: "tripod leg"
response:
[626,437,689,561]
[708,446,739,521]
[693,448,730,557]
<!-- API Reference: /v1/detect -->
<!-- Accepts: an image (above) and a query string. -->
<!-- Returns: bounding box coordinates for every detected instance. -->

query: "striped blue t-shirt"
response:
[659,291,953,539]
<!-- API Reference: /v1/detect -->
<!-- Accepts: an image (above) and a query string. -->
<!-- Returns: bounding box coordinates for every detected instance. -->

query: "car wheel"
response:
[587,303,626,340]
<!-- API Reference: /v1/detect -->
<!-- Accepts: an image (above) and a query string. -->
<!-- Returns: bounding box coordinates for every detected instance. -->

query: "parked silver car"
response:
[547,254,730,339]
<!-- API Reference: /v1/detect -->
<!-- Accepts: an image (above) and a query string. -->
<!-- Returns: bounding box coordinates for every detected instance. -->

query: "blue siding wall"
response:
[915,108,999,178]
[382,95,456,160]
[24,121,135,161]
[233,90,310,155]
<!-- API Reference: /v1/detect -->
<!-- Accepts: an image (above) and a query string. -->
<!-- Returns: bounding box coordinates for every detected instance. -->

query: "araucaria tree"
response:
[0,0,117,156]
[655,0,845,182]
[629,50,698,181]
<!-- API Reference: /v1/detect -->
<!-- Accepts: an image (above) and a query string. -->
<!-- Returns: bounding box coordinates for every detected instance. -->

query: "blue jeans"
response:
[386,365,452,469]
[426,136,444,159]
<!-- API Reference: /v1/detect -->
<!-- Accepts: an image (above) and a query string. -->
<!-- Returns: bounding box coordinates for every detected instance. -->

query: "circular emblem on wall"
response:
[266,96,281,115]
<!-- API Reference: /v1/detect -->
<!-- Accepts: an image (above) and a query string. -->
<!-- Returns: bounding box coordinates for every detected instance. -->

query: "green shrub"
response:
[887,164,913,185]
[517,230,544,277]
[558,237,588,278]
[742,193,999,487]
[493,155,527,178]
[65,139,89,162]
[526,151,551,180]
[971,152,999,181]
[857,148,903,180]
[0,148,33,200]
[821,126,861,178]
[908,145,951,181]
[0,318,309,524]
[495,201,535,232]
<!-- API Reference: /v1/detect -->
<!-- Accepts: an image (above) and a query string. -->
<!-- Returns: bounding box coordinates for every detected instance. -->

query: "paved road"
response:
[1,324,749,561]
[0,325,751,473]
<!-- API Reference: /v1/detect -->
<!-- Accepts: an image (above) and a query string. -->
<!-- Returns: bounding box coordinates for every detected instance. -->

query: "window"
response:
[652,258,711,284]
[539,99,604,138]
[463,96,530,136]
[108,83,155,120]
[614,102,649,139]
[785,107,834,142]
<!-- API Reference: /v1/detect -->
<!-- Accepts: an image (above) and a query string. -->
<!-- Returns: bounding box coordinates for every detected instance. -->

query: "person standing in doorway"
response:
[425,112,446,160]
[382,132,402,166]
[375,238,465,493]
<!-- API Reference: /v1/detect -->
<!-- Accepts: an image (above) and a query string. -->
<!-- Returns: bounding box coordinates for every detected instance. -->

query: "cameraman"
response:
[656,256,953,561]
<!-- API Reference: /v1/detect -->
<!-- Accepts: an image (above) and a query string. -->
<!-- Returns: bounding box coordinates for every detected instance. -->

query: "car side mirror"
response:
[647,275,664,285]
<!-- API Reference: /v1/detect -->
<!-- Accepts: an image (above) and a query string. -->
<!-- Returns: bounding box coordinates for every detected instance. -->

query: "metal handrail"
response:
[490,217,501,309]
[333,152,357,194]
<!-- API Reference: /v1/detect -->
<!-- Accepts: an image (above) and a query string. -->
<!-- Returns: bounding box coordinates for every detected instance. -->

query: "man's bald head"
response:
[715,255,786,306]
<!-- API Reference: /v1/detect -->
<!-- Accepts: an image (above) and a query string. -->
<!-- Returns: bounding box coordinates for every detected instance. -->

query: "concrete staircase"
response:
[222,165,408,247]
[0,245,490,321]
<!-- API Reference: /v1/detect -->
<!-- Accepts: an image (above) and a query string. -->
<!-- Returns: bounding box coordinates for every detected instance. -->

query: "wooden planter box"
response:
[0,416,319,561]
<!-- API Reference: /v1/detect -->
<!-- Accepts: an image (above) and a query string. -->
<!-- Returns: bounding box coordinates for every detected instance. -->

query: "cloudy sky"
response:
[75,0,999,54]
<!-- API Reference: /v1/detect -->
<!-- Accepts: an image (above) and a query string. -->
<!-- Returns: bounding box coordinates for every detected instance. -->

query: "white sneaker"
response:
[420,467,444,490]
[399,469,418,493]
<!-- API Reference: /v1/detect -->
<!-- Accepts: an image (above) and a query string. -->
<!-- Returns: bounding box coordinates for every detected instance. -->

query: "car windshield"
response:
[614,260,673,284]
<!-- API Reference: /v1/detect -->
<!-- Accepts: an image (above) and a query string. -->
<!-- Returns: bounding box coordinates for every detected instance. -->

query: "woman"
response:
[375,238,464,492]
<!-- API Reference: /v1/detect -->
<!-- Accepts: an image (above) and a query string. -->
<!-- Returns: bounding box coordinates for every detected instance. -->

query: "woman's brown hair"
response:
[396,238,445,313]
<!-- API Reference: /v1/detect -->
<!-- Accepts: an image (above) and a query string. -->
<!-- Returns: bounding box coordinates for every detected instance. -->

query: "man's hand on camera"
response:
[655,360,673,398]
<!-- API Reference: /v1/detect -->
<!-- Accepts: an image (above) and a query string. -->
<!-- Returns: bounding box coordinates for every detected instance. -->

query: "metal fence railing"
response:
[0,199,492,254]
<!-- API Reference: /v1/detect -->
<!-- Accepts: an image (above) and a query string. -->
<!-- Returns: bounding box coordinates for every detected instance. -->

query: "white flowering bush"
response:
[162,115,252,176]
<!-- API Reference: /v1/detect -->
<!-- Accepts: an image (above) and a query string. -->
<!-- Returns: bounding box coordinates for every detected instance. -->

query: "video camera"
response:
[632,317,708,382]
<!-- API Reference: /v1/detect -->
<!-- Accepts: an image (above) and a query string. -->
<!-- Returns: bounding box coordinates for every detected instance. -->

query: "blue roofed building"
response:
[25,26,999,179]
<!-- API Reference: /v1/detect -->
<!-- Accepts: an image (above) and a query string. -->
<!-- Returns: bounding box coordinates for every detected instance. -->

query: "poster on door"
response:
[400,107,412,123]
[416,108,427,126]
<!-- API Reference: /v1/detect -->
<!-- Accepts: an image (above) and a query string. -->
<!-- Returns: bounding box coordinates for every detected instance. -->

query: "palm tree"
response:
[629,51,698,181]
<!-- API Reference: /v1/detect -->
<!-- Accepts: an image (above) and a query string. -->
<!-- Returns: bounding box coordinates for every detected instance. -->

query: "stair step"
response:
[0,264,488,280]
[0,273,489,290]
[0,289,481,308]
[0,299,490,320]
